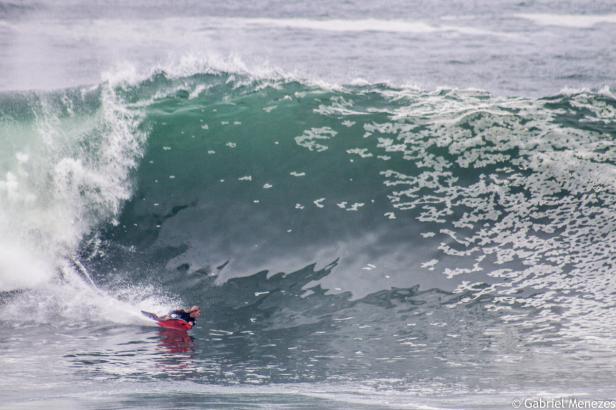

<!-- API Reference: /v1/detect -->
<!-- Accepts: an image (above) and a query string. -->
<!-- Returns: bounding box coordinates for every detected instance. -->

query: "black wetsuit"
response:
[169,310,196,326]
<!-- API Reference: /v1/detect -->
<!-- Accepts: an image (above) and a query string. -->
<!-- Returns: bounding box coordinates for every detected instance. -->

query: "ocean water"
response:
[1,1,616,409]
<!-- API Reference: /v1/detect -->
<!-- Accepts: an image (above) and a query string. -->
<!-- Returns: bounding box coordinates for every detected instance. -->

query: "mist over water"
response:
[1,1,616,409]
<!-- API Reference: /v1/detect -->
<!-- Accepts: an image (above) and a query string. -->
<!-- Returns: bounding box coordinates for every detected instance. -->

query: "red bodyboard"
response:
[157,319,193,331]
[142,310,193,331]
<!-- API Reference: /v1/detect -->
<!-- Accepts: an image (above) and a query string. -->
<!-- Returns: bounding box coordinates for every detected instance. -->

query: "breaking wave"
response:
[1,60,616,383]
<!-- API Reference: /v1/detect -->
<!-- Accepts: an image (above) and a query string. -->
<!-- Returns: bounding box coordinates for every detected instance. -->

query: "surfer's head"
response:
[188,305,201,318]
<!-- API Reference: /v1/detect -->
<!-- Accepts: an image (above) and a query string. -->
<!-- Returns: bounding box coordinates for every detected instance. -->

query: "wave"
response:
[516,13,616,28]
[1,63,616,353]
[0,85,141,286]
[0,77,166,324]
[230,17,515,38]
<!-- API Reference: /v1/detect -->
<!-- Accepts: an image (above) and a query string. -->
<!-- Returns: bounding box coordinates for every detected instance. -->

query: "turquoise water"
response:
[2,1,616,409]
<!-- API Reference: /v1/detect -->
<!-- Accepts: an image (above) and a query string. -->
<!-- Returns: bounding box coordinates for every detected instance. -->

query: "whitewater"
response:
[1,1,616,409]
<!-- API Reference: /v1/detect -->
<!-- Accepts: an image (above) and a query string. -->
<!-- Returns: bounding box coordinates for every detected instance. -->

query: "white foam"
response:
[558,86,593,95]
[236,17,514,38]
[295,127,338,152]
[244,17,438,33]
[5,16,511,44]
[0,244,52,290]
[559,85,615,99]
[0,79,161,324]
[1,263,178,325]
[516,13,616,28]
[370,87,616,348]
